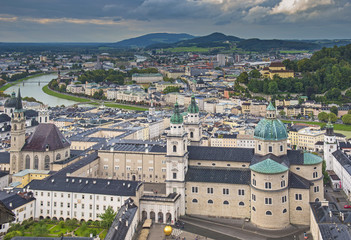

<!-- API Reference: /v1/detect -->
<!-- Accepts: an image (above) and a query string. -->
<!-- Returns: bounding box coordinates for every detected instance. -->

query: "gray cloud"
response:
[0,0,350,42]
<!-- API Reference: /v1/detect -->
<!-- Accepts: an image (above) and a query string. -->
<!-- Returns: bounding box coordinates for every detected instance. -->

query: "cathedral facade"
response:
[9,90,71,174]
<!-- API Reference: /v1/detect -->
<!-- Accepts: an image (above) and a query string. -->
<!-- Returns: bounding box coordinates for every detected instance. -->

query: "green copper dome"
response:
[170,102,183,124]
[250,158,288,174]
[188,95,199,114]
[254,118,288,141]
[303,152,323,165]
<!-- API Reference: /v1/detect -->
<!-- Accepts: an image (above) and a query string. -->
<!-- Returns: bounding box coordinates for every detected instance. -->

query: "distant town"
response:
[0,36,351,240]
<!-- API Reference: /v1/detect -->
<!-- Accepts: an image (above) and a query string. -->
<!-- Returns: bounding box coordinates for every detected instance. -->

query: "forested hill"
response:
[242,44,351,102]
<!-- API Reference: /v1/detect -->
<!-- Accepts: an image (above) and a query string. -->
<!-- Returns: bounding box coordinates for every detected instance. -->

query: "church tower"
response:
[324,121,337,171]
[184,95,202,146]
[10,89,26,174]
[166,102,188,215]
[149,99,155,116]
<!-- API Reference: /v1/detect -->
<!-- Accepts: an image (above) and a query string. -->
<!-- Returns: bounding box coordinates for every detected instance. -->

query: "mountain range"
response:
[109,32,351,52]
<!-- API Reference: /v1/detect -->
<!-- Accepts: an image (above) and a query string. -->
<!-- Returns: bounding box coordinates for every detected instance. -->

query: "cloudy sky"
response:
[0,0,350,42]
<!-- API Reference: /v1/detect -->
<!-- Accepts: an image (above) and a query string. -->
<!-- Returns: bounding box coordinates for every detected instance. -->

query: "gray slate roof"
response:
[185,167,250,184]
[105,198,138,240]
[27,176,140,197]
[22,123,70,152]
[289,172,311,189]
[332,150,351,175]
[0,152,10,164]
[188,146,254,162]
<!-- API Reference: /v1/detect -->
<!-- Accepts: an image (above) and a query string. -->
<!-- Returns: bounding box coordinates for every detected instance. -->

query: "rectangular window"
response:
[192,187,198,193]
[252,194,256,201]
[281,180,285,187]
[90,204,92,210]
[82,204,85,209]
[265,198,272,205]
[207,188,213,194]
[173,173,177,179]
[74,204,77,209]
[223,188,229,195]
[295,194,302,200]
[238,189,244,196]
[265,182,272,189]
[252,179,256,186]
[60,202,63,207]
[103,165,108,170]
[67,203,70,208]
[314,186,319,192]
[282,196,287,203]
[54,202,57,207]
[96,205,99,210]
[82,195,85,199]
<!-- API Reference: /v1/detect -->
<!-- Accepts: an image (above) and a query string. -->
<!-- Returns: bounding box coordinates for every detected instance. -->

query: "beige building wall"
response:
[289,188,310,225]
[98,151,166,182]
[186,182,250,219]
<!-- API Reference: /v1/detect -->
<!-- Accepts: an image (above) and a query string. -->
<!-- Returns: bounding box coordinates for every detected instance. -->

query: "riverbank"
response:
[42,85,148,111]
[0,72,49,91]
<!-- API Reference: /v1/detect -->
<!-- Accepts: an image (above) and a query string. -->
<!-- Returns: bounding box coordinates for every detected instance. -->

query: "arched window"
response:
[258,145,261,151]
[223,201,229,205]
[173,145,177,152]
[44,156,50,170]
[315,198,319,202]
[190,132,194,138]
[65,151,68,157]
[280,145,283,151]
[283,209,287,213]
[266,211,272,215]
[25,155,30,169]
[208,200,213,204]
[56,153,61,160]
[239,201,244,206]
[192,199,198,203]
[34,156,39,170]
[296,206,302,211]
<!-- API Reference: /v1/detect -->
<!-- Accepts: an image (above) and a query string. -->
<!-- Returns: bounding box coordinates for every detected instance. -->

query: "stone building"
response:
[9,90,71,174]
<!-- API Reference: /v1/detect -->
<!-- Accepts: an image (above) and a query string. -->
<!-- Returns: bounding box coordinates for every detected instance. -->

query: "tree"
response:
[279,110,286,117]
[98,206,116,228]
[237,72,248,84]
[328,112,337,123]
[268,81,278,94]
[318,112,329,122]
[249,69,261,78]
[342,114,351,124]
[322,160,330,184]
[33,224,48,237]
[325,88,341,100]
[4,231,22,240]
[330,106,338,116]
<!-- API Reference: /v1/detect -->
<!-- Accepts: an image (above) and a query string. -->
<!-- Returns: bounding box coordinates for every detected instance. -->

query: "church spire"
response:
[170,102,183,124]
[15,88,23,112]
[187,95,199,114]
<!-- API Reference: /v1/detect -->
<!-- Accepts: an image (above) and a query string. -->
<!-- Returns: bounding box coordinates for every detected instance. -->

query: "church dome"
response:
[4,91,17,108]
[254,102,287,141]
[254,118,288,141]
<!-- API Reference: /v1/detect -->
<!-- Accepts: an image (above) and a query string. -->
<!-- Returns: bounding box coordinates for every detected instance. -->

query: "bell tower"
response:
[324,121,337,170]
[184,95,202,146]
[10,89,26,173]
[166,102,188,215]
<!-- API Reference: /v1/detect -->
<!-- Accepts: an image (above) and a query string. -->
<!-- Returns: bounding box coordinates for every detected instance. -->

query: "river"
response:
[4,73,79,107]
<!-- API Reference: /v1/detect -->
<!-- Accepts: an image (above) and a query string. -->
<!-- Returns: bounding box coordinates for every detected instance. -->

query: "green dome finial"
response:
[267,102,276,111]
[171,101,183,124]
[187,95,199,114]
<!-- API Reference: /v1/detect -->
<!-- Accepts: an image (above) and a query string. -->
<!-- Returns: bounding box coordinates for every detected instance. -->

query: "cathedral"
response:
[140,98,324,229]
[9,90,71,174]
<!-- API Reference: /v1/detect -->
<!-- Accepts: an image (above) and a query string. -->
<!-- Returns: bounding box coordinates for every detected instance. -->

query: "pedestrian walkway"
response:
[147,223,213,240]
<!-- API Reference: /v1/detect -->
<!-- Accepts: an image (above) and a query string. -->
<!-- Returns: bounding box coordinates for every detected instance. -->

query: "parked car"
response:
[344,205,351,209]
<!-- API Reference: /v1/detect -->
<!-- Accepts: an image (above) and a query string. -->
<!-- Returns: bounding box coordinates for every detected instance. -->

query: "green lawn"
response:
[282,120,351,131]
[42,85,91,103]
[43,85,148,111]
[0,73,49,91]
[335,130,351,138]
[165,47,212,53]
[99,229,108,239]
[74,226,104,237]
[279,50,309,54]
